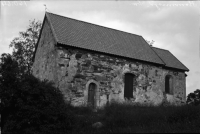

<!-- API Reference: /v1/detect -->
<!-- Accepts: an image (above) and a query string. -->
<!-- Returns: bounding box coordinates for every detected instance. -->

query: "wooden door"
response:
[88,83,96,107]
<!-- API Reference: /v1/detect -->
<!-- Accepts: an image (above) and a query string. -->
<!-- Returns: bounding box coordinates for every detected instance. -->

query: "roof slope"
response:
[152,47,189,71]
[45,12,164,65]
[43,12,189,71]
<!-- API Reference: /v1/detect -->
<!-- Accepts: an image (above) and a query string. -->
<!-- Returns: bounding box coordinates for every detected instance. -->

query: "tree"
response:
[0,19,74,133]
[0,53,21,129]
[0,53,20,83]
[186,89,200,106]
[9,19,42,75]
[0,53,74,133]
[145,39,155,46]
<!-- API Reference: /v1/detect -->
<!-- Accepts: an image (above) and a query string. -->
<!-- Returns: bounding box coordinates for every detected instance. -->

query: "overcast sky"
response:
[0,1,200,95]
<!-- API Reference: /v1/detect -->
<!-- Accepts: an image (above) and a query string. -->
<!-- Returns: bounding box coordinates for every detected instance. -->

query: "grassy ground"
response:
[68,102,200,133]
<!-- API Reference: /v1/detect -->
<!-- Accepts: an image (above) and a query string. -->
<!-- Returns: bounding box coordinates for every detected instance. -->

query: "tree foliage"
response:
[0,53,20,85]
[187,89,200,106]
[0,53,74,133]
[145,39,155,46]
[0,20,74,133]
[9,19,42,75]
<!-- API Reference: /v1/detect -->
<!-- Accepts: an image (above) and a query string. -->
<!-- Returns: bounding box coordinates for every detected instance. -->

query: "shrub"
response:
[1,75,74,133]
[187,89,200,105]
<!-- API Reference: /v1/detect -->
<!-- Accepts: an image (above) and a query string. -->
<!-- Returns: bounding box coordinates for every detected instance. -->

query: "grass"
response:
[68,102,200,133]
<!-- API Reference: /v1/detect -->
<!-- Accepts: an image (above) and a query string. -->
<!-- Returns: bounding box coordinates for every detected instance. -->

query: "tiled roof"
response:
[45,12,164,65]
[152,47,189,71]
[44,12,189,71]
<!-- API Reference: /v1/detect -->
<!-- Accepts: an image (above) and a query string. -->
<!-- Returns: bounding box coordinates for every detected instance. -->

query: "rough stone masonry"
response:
[33,13,187,108]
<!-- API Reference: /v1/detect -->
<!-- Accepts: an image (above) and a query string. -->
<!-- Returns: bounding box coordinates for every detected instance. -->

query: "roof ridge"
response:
[46,12,143,38]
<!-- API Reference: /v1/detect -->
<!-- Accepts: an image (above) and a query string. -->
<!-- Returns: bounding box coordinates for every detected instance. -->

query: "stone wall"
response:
[32,18,186,107]
[54,46,186,107]
[33,18,57,82]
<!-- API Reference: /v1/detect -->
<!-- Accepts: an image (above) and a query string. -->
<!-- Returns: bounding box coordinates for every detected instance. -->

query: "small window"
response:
[165,75,173,94]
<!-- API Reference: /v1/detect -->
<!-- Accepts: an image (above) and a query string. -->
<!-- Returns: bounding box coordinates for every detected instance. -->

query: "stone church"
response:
[33,12,189,108]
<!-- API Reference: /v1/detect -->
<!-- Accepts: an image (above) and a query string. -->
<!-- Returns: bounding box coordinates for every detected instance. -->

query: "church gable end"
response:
[32,17,57,82]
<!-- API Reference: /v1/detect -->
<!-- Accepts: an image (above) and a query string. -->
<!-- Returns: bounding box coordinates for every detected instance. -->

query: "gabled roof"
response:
[40,12,189,72]
[45,12,164,65]
[152,47,189,71]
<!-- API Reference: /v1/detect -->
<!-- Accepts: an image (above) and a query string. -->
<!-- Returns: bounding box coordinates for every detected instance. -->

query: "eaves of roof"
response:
[45,12,165,66]
[34,12,189,72]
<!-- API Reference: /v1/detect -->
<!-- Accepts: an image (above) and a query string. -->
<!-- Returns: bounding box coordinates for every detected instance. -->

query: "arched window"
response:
[124,73,135,99]
[165,75,173,94]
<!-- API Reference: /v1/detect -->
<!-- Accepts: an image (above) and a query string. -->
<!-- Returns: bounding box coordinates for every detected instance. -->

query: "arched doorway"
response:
[124,73,135,100]
[88,83,96,108]
[85,80,99,108]
[165,75,173,94]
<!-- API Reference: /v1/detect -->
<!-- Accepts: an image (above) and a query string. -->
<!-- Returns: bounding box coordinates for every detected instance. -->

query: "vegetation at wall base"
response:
[57,102,200,134]
[68,103,200,133]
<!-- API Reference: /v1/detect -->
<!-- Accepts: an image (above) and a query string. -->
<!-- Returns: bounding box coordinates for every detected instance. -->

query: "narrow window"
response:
[165,75,173,94]
[124,73,134,99]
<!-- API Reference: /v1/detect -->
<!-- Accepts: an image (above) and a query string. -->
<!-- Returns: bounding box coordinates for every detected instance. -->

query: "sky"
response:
[0,1,200,96]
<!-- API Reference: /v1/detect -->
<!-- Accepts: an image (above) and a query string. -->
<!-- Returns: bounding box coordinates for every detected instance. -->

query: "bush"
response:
[0,53,75,133]
[1,75,74,133]
[187,89,200,105]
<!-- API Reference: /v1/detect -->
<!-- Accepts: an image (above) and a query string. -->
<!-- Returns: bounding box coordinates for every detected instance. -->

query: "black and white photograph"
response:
[1,0,200,133]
